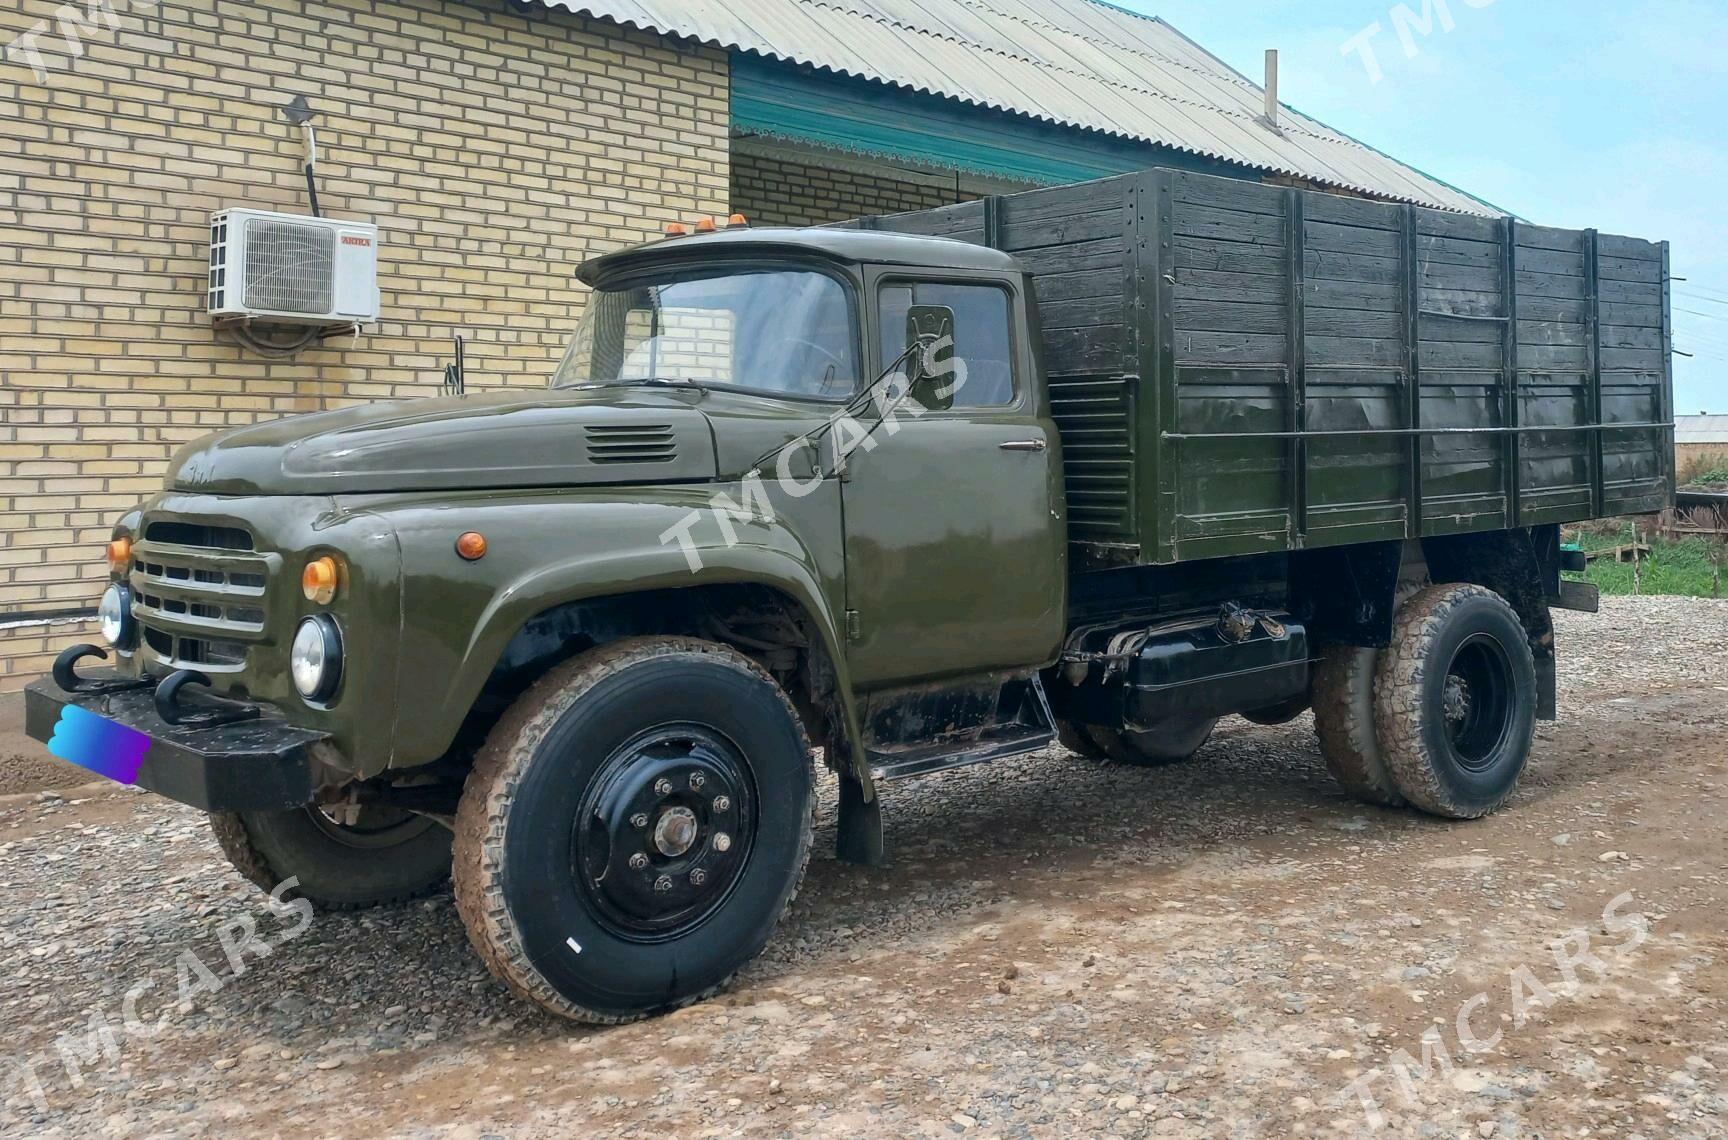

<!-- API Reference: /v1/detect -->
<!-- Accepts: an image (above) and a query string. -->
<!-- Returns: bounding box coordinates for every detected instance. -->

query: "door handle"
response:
[999,439,1047,452]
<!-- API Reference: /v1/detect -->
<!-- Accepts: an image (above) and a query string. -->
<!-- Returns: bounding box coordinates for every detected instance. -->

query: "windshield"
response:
[552,268,858,399]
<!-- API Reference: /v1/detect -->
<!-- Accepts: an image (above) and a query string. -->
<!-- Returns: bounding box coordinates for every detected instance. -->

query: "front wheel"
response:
[1374,584,1537,819]
[453,636,815,1024]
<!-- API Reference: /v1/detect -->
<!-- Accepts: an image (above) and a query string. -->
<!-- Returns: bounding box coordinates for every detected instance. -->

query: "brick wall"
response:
[0,0,730,691]
[732,152,968,227]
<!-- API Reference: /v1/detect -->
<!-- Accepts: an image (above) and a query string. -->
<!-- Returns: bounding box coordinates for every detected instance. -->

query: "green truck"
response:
[26,168,1672,1024]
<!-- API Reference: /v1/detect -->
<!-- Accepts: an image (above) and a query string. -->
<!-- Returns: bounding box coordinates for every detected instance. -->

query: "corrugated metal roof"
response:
[1677,414,1728,444]
[546,0,1500,214]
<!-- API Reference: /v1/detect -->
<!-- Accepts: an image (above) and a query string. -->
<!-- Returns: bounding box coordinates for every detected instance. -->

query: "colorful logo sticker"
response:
[46,706,151,785]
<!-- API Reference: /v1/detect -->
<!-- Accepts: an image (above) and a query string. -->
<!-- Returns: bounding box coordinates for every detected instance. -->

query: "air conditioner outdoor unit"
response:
[207,208,380,326]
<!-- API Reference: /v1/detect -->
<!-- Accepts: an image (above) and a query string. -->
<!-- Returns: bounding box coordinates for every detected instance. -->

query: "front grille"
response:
[131,520,274,672]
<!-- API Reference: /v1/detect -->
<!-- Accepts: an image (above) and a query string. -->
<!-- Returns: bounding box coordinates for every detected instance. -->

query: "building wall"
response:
[0,0,730,690]
[731,152,968,227]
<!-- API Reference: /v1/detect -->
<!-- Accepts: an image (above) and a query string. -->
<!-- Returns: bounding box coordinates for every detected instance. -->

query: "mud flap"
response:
[1537,655,1556,721]
[835,774,884,866]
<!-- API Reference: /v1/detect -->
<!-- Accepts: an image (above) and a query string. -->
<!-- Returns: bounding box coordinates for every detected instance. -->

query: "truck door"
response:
[839,271,1066,689]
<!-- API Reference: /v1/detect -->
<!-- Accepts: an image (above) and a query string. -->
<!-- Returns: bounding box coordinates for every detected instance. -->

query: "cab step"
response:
[867,724,1056,783]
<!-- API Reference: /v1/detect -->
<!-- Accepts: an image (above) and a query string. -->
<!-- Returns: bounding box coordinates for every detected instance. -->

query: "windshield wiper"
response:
[576,376,709,392]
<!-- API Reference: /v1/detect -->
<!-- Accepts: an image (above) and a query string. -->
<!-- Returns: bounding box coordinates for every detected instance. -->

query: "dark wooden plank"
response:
[1308,249,1404,285]
[1420,287,1505,319]
[1598,278,1662,305]
[1041,324,1126,373]
[1422,261,1501,293]
[1516,269,1589,300]
[1040,294,1131,330]
[1014,236,1127,276]
[1306,219,1401,259]
[1417,233,1502,267]
[1174,297,1288,334]
[1308,307,1403,339]
[1031,268,1127,303]
[1599,324,1663,351]
[1597,233,1661,261]
[1601,346,1665,371]
[1174,201,1288,246]
[1421,340,1504,369]
[1598,299,1662,328]
[1520,343,1590,370]
[1001,207,1125,251]
[1515,318,1588,347]
[1172,172,1287,217]
[1421,315,1504,343]
[1519,296,1591,324]
[1415,210,1500,243]
[1174,267,1286,305]
[1303,193,1403,230]
[1307,335,1405,368]
[1515,223,1585,254]
[1305,278,1402,312]
[1174,329,1288,365]
[1174,234,1285,276]
[1599,255,1662,284]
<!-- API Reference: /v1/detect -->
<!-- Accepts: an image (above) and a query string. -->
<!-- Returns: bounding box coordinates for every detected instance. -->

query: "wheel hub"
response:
[652,806,699,857]
[1442,673,1472,727]
[573,728,754,941]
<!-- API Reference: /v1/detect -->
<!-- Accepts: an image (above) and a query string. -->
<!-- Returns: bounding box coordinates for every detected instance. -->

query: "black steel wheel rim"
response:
[1442,633,1515,773]
[306,804,437,849]
[571,724,757,942]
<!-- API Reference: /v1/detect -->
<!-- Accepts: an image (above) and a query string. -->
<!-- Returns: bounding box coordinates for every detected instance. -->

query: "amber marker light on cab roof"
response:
[664,222,688,237]
[694,216,717,233]
[105,537,132,573]
[456,532,488,561]
[726,213,748,227]
[301,555,340,604]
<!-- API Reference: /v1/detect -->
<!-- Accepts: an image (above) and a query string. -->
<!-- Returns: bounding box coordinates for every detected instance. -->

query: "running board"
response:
[868,725,1055,783]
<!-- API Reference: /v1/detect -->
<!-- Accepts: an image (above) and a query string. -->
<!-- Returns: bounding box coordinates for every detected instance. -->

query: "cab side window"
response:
[878,282,1016,407]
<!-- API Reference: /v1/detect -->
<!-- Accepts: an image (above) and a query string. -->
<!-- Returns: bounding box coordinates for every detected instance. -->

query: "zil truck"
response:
[26,168,1672,1024]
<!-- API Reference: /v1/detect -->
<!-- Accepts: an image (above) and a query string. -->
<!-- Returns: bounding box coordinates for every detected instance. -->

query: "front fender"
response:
[359,484,854,770]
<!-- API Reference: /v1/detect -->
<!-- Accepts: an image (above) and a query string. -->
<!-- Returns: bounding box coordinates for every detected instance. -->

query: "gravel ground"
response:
[2,595,1726,1138]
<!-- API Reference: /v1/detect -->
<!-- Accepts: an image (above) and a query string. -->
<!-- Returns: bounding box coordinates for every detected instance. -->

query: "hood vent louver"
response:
[584,423,678,465]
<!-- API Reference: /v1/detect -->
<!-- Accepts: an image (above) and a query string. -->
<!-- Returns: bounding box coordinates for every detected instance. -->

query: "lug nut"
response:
[713,832,732,853]
[690,868,708,886]
[712,795,731,813]
[630,812,649,829]
[654,874,673,892]
[689,772,706,790]
[628,852,649,870]
[654,778,673,796]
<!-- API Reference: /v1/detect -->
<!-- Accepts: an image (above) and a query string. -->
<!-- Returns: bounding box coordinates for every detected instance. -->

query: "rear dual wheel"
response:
[1314,583,1536,819]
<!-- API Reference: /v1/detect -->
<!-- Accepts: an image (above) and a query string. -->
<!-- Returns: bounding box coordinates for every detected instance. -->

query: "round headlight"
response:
[290,615,343,703]
[98,583,135,650]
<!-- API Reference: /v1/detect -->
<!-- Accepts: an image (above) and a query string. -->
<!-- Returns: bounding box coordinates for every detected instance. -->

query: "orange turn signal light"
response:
[664,222,688,237]
[726,213,748,228]
[694,216,717,233]
[456,532,488,561]
[105,537,132,574]
[301,555,340,605]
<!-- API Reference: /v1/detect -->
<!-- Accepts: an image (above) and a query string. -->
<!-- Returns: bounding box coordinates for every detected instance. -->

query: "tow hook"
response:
[51,644,151,696]
[154,669,261,729]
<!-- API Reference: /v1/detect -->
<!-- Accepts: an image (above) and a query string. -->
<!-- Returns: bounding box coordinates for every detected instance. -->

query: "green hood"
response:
[166,389,719,495]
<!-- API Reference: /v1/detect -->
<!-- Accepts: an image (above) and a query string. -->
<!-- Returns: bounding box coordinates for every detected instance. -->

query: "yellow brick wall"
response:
[0,0,730,691]
[732,153,968,227]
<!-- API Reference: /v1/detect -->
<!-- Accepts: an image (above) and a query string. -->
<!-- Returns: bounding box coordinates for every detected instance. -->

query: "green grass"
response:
[1564,522,1726,598]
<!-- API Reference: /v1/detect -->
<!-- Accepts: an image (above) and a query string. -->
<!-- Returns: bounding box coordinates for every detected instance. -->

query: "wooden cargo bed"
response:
[845,169,1674,566]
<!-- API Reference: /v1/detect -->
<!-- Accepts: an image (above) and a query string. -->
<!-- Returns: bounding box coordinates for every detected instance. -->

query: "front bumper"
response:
[24,668,326,813]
